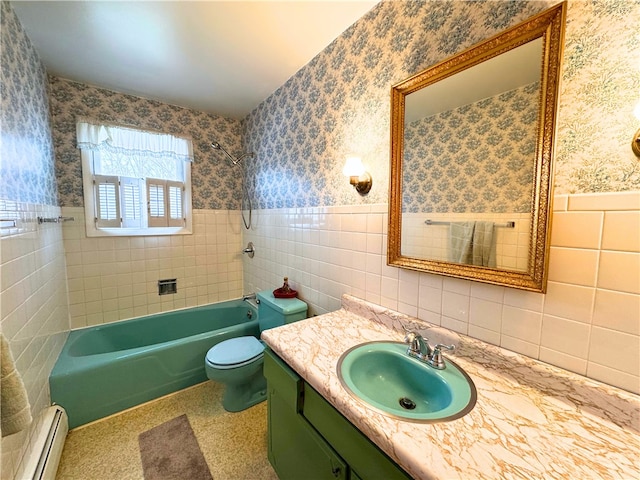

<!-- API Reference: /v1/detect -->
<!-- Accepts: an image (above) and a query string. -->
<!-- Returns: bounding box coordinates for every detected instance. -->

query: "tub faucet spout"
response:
[242,293,256,302]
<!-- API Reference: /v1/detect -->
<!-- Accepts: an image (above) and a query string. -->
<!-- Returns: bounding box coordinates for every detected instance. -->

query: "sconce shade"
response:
[343,156,372,195]
[343,156,365,177]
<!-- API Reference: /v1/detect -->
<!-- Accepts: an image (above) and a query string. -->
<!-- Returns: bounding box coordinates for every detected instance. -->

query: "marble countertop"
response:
[261,295,640,480]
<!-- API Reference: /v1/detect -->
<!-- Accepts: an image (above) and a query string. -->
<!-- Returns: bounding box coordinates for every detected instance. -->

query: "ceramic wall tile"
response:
[597,251,640,294]
[500,305,543,344]
[592,289,640,336]
[441,290,470,323]
[541,314,590,359]
[470,282,505,303]
[588,326,640,377]
[602,211,640,252]
[500,335,539,359]
[469,297,502,332]
[243,190,640,393]
[539,346,588,376]
[550,212,603,249]
[418,284,442,314]
[61,207,243,329]
[587,362,639,395]
[502,287,545,312]
[543,281,595,324]
[547,247,599,286]
[568,191,640,211]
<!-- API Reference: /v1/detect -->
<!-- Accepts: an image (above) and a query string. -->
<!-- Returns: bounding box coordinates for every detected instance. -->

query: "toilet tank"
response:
[256,290,308,331]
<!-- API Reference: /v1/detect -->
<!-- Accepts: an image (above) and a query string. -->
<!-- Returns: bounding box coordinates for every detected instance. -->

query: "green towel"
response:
[449,221,475,264]
[472,221,496,267]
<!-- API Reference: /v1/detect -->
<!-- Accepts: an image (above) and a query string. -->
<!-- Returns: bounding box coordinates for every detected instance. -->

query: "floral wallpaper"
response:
[243,0,640,210]
[0,1,57,205]
[1,4,69,479]
[555,0,640,193]
[403,83,539,214]
[49,77,244,209]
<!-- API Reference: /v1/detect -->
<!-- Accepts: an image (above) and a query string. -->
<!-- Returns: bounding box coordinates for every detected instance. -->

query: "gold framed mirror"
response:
[388,3,566,293]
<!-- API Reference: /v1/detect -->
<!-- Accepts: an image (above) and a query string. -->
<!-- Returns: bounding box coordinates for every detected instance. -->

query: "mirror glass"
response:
[388,4,566,292]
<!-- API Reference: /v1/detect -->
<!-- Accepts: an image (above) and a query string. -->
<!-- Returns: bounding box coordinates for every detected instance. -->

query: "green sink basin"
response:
[337,341,476,422]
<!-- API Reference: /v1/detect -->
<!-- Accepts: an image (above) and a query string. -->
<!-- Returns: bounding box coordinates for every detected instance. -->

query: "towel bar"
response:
[425,219,515,228]
[37,216,75,224]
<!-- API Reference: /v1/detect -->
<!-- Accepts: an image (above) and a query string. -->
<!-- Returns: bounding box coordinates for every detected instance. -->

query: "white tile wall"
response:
[60,207,243,329]
[0,202,69,480]
[243,192,640,394]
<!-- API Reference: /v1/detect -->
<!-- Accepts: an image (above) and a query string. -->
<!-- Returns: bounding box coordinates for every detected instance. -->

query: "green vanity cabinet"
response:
[264,348,413,480]
[264,348,347,479]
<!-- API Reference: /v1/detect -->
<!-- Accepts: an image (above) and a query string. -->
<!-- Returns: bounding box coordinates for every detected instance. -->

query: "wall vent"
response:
[158,279,177,295]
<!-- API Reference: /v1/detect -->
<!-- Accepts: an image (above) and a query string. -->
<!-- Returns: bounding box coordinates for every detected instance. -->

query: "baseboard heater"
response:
[22,405,68,480]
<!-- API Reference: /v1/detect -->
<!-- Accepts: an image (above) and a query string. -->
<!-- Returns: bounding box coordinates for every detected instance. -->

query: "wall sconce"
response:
[343,156,372,195]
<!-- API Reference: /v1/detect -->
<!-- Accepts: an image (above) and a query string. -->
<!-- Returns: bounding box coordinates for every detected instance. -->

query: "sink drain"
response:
[398,397,416,410]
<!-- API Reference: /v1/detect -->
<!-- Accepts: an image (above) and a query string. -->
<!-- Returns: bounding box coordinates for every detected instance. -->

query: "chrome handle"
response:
[434,343,455,353]
[242,242,255,258]
[429,343,455,369]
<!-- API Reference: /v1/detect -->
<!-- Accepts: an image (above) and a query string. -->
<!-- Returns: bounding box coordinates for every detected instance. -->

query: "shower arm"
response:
[211,142,254,166]
[211,141,254,230]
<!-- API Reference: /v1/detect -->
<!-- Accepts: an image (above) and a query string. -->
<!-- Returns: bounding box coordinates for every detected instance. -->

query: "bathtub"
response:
[50,299,259,428]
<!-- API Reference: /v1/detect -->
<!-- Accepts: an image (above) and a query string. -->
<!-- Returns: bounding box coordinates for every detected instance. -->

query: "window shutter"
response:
[94,175,120,227]
[147,179,167,227]
[167,181,184,227]
[121,177,143,228]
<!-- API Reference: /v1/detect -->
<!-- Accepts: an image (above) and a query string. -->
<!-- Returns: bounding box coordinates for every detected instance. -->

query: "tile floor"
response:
[55,381,279,480]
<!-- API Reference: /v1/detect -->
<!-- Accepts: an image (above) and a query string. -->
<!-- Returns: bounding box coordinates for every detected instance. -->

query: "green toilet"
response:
[204,290,307,411]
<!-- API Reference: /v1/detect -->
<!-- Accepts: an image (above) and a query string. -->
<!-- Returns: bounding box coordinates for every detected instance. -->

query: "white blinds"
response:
[147,179,184,227]
[94,175,120,227]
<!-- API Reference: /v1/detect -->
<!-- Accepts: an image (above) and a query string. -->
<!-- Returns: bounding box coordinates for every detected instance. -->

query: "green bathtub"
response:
[50,299,259,428]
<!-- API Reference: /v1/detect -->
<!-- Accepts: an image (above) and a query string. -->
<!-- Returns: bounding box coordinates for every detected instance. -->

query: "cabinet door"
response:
[265,350,347,480]
[304,385,413,480]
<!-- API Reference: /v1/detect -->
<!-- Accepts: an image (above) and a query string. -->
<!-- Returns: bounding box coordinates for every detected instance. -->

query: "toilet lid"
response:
[206,336,264,368]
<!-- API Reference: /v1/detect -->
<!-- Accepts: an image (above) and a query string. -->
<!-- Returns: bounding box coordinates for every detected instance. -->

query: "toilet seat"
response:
[206,336,264,370]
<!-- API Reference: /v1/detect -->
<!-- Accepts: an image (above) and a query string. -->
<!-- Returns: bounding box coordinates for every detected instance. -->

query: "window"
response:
[77,120,193,237]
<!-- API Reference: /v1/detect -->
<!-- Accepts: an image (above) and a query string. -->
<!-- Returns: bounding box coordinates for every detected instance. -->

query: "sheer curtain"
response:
[76,119,193,163]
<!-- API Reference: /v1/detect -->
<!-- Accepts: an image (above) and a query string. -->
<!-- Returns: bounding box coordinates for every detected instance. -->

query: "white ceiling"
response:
[12,1,378,120]
[405,38,543,123]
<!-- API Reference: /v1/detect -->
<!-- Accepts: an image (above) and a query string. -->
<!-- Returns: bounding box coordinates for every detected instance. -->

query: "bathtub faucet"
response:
[242,293,256,302]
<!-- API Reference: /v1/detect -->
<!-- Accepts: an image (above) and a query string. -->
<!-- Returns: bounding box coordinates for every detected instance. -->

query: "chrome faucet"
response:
[242,293,257,302]
[403,329,455,370]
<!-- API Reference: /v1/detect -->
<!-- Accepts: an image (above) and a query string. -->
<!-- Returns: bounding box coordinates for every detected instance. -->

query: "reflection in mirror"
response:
[388,3,566,292]
[401,39,543,272]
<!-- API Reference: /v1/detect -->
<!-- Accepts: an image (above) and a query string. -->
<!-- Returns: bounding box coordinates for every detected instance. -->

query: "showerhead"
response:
[210,141,253,166]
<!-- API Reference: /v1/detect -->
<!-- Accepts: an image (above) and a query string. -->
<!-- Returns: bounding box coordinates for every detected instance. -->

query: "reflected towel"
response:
[449,221,475,264]
[1,333,32,437]
[472,221,496,267]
